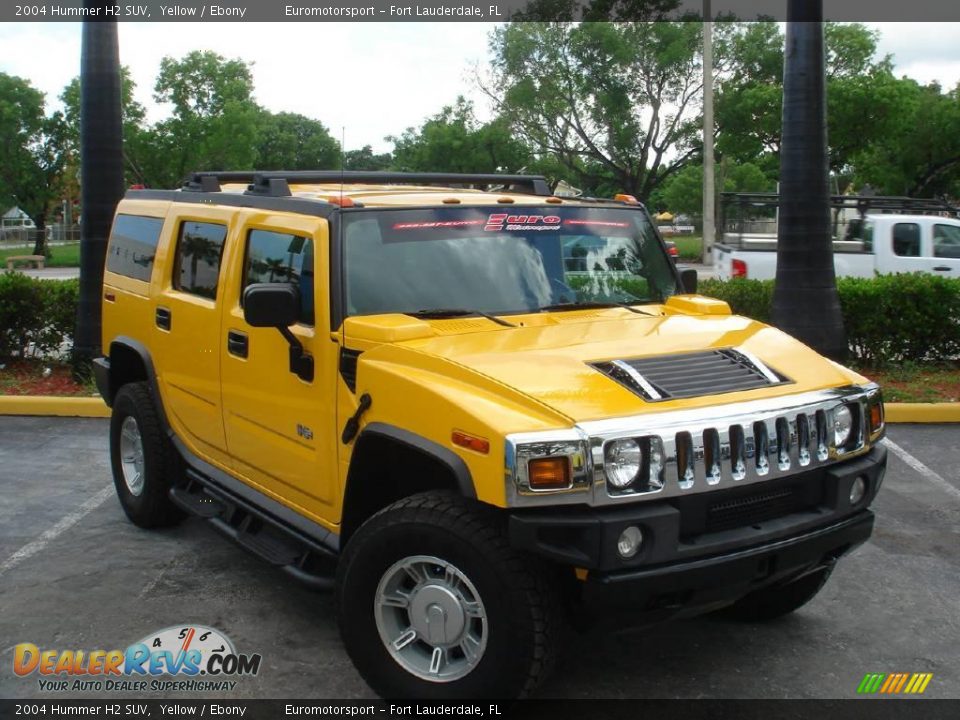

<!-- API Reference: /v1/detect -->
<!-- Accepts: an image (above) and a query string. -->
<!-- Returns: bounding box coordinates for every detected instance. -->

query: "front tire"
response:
[336,493,561,699]
[109,382,185,529]
[718,564,834,621]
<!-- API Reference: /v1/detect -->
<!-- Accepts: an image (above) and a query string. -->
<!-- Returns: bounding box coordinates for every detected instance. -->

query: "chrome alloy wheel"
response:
[119,416,146,497]
[374,555,488,683]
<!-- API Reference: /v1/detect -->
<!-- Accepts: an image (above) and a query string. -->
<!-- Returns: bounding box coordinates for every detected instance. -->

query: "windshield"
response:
[343,206,678,317]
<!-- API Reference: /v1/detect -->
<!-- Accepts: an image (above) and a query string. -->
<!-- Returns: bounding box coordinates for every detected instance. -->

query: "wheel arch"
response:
[341,423,476,545]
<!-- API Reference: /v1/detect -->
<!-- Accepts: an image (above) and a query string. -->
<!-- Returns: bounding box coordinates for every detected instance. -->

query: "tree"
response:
[482,20,706,200]
[715,22,899,190]
[0,73,69,256]
[851,81,960,197]
[147,50,260,187]
[390,97,531,173]
[74,19,125,373]
[60,66,150,186]
[771,3,847,361]
[256,111,341,170]
[343,145,393,171]
[657,161,772,217]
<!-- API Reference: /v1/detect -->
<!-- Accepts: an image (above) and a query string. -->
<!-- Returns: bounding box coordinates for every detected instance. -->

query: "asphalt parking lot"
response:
[0,417,957,700]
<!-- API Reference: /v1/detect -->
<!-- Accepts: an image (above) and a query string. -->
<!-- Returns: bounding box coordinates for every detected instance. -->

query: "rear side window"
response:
[106,214,164,281]
[892,223,920,257]
[244,229,314,325]
[934,224,960,258]
[173,221,228,300]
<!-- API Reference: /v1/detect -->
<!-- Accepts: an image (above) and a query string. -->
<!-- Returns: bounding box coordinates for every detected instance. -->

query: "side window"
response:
[862,221,874,252]
[244,229,314,325]
[933,224,960,259]
[106,214,163,281]
[892,223,920,257]
[173,221,228,300]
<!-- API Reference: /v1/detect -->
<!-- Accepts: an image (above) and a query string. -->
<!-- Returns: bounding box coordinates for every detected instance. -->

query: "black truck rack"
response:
[183,171,553,198]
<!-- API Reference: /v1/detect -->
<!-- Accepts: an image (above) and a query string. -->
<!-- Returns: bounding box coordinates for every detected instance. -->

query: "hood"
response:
[386,312,860,423]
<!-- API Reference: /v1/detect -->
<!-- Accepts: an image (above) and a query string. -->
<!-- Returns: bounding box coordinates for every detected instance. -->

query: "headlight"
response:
[604,438,641,488]
[833,405,853,447]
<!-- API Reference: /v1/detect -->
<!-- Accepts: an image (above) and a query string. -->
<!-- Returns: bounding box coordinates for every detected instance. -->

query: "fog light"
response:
[850,476,867,505]
[617,526,644,559]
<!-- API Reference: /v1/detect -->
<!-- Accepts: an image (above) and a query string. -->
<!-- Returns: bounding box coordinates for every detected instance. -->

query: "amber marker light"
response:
[452,430,490,455]
[528,457,571,490]
[870,401,884,435]
[614,193,639,204]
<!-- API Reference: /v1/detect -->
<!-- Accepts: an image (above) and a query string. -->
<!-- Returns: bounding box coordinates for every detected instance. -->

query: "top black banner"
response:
[4,0,960,22]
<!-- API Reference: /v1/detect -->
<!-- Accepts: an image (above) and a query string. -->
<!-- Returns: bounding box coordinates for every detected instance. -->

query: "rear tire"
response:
[717,565,834,621]
[109,382,185,529]
[336,492,562,699]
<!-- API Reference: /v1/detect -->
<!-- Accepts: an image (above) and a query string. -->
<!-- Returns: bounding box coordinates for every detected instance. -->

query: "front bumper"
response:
[92,357,112,406]
[508,446,885,622]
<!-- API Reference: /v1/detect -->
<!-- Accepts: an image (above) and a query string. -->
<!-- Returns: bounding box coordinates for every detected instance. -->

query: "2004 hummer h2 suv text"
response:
[94,171,887,699]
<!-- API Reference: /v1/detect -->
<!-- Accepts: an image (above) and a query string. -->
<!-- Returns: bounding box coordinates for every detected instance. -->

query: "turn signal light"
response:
[528,457,571,490]
[614,194,639,204]
[452,430,490,455]
[869,400,884,435]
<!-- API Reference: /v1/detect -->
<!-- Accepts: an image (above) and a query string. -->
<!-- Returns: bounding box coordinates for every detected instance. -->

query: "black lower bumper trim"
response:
[92,357,111,406]
[580,510,874,625]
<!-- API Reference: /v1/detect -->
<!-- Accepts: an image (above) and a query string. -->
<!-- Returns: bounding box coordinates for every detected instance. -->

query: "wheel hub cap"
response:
[119,416,145,497]
[374,555,487,683]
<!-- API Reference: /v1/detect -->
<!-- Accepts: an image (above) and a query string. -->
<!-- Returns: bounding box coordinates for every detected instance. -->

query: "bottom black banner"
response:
[0,700,958,720]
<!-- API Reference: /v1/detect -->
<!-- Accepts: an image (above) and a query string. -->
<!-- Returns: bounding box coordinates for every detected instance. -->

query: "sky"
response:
[0,21,958,154]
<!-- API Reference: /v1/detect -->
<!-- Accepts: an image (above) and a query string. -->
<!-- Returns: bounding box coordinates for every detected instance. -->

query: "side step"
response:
[169,471,337,591]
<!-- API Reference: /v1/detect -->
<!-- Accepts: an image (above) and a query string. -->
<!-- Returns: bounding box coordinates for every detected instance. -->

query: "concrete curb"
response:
[884,403,960,424]
[0,396,110,418]
[0,395,957,423]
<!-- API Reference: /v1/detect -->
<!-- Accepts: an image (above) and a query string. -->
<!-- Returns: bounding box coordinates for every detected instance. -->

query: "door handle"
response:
[933,266,951,271]
[227,330,248,358]
[155,306,172,330]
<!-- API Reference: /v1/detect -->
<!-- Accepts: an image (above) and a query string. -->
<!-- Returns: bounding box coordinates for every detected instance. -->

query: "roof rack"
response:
[183,171,553,198]
[721,192,960,217]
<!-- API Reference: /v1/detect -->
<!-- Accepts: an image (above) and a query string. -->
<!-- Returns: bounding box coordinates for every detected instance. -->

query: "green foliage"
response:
[390,98,531,173]
[0,72,69,247]
[0,274,78,359]
[658,161,773,217]
[698,275,960,365]
[486,21,704,199]
[837,274,960,365]
[343,145,393,171]
[698,278,775,323]
[256,112,340,170]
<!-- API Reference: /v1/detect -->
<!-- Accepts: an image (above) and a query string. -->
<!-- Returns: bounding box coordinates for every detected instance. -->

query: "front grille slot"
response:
[591,348,790,402]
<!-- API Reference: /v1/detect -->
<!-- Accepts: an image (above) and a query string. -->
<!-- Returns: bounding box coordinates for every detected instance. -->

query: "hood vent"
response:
[591,348,790,402]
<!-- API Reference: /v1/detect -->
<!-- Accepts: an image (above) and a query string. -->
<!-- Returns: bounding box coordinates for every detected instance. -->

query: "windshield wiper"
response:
[536,301,657,316]
[407,308,517,327]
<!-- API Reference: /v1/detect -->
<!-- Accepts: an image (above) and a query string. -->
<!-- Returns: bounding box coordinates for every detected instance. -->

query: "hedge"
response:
[2,271,958,368]
[0,273,79,360]
[699,274,960,366]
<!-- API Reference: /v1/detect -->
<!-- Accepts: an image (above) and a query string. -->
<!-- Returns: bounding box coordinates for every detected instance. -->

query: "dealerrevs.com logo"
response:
[14,625,261,692]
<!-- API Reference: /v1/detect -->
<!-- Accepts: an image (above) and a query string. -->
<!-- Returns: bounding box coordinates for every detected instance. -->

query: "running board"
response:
[169,469,336,591]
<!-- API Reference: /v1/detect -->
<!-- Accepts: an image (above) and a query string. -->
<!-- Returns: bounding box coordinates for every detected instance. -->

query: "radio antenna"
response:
[340,126,346,204]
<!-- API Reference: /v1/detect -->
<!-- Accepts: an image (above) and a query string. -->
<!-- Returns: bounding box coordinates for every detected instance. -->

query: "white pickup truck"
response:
[714,214,960,280]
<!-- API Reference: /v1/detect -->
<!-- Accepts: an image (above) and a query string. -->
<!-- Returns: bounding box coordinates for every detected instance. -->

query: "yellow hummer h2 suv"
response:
[94,171,886,699]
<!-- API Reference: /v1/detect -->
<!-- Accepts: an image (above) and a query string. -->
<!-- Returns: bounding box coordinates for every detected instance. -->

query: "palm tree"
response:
[770,0,847,361]
[73,16,125,376]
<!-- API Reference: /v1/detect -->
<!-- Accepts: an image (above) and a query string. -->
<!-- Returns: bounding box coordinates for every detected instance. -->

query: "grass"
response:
[0,243,81,268]
[668,234,703,262]
[856,362,960,403]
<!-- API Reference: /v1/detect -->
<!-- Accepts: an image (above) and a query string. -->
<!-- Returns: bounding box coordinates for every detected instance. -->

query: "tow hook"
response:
[341,393,372,444]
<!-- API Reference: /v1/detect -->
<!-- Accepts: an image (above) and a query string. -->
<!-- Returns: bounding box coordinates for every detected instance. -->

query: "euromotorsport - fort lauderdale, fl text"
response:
[284,5,504,18]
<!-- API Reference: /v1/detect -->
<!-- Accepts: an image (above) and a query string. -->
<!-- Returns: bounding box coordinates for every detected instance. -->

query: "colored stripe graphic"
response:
[857,672,933,694]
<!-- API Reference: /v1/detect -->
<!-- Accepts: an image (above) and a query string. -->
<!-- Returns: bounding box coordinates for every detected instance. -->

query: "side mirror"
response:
[243,283,300,328]
[679,267,698,294]
[241,283,313,382]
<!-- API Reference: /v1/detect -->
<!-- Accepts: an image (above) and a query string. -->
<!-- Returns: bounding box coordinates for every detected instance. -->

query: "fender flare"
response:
[103,337,168,428]
[353,422,477,499]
